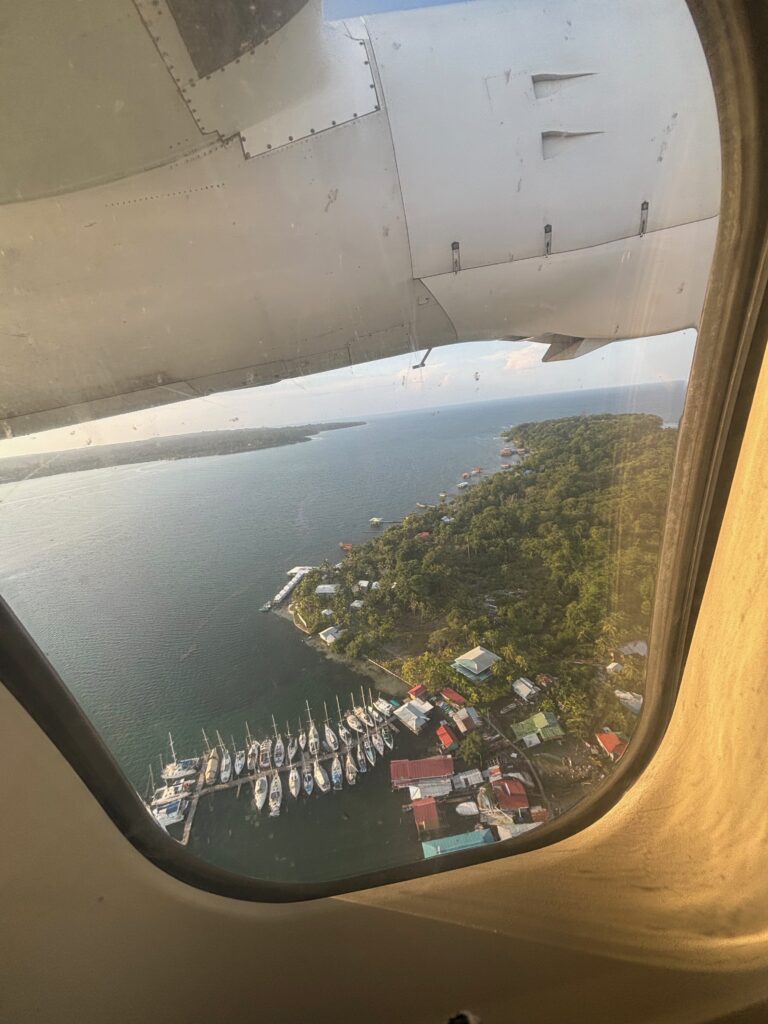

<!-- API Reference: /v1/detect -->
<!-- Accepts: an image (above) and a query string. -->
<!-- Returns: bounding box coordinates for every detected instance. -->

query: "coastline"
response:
[273,603,410,699]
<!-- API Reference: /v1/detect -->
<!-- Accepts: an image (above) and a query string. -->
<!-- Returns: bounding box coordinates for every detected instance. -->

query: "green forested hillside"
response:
[292,414,677,739]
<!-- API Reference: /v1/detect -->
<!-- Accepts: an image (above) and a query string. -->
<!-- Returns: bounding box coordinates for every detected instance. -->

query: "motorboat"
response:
[258,738,272,770]
[314,759,330,794]
[151,781,193,806]
[345,752,358,786]
[363,733,376,766]
[331,754,343,791]
[373,697,394,718]
[382,726,394,750]
[268,772,282,817]
[288,764,301,799]
[356,741,367,773]
[204,746,219,786]
[152,798,188,828]
[234,749,246,776]
[161,758,200,782]
[254,774,268,811]
[302,761,314,796]
[372,731,385,757]
[246,740,258,773]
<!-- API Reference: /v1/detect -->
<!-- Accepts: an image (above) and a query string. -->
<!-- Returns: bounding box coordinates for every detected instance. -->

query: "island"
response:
[290,413,677,810]
[0,421,365,484]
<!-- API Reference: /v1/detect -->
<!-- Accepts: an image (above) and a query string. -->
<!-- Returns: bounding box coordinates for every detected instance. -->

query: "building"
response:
[390,755,454,790]
[440,687,466,706]
[410,696,434,717]
[492,778,529,811]
[315,583,339,597]
[408,780,453,799]
[450,709,475,735]
[596,730,628,761]
[451,645,501,683]
[512,677,539,702]
[496,822,539,841]
[452,769,484,790]
[393,702,430,734]
[511,711,565,745]
[620,640,649,657]
[411,797,440,833]
[318,626,344,645]
[614,689,644,715]
[421,829,495,859]
[320,608,334,619]
[349,599,365,610]
[408,684,428,700]
[436,724,459,752]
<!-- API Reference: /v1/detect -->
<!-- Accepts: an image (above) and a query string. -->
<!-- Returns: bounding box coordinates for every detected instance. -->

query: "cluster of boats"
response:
[146,689,397,827]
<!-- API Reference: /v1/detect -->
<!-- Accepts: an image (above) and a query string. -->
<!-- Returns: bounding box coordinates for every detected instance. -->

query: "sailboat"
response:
[372,730,385,757]
[254,774,268,811]
[152,781,194,806]
[323,702,339,752]
[356,740,367,773]
[354,691,374,729]
[363,728,376,767]
[347,693,364,733]
[288,762,301,799]
[302,758,314,796]
[306,702,320,757]
[268,771,282,817]
[246,725,258,773]
[367,689,384,724]
[331,753,343,790]
[381,725,394,750]
[314,759,330,794]
[336,696,352,747]
[258,737,272,770]
[272,716,285,769]
[203,731,219,785]
[233,735,246,777]
[217,731,232,784]
[161,733,200,781]
[345,751,358,786]
[373,696,393,718]
[298,717,307,752]
[286,722,298,764]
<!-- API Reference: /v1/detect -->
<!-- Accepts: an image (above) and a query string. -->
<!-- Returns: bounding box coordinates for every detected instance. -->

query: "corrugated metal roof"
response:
[440,687,466,705]
[412,797,440,831]
[390,756,454,788]
[422,829,495,858]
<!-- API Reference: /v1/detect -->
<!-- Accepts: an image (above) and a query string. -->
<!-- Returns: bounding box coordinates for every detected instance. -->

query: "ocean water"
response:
[0,382,686,883]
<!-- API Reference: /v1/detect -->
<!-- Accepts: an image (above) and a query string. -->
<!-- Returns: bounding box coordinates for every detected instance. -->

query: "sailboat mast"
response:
[201,728,211,753]
[168,731,177,762]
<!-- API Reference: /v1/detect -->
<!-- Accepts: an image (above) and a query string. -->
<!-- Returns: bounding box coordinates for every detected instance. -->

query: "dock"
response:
[268,566,314,608]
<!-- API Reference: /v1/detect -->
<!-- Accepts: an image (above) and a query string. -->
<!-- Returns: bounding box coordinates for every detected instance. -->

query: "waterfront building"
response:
[451,645,501,683]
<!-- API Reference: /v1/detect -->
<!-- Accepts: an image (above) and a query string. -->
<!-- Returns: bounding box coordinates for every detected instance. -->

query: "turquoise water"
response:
[0,383,686,882]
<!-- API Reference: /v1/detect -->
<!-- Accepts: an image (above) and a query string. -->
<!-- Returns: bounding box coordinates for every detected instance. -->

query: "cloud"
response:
[504,343,544,372]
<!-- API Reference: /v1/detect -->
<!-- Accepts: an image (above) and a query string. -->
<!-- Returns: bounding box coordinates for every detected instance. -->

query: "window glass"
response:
[0,0,718,885]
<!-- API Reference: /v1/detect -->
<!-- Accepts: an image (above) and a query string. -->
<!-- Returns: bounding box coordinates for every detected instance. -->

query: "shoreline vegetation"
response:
[0,422,365,485]
[290,413,677,793]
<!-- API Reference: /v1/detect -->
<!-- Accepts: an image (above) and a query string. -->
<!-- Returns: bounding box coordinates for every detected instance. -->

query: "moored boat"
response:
[254,774,268,811]
[246,740,258,773]
[204,745,219,786]
[307,702,320,757]
[323,703,339,752]
[338,721,352,747]
[363,732,376,766]
[151,781,194,806]
[374,697,394,718]
[217,731,231,783]
[268,771,282,817]
[314,759,330,794]
[372,731,385,757]
[234,747,246,777]
[258,738,272,770]
[355,702,374,729]
[356,741,367,773]
[272,716,285,769]
[161,733,200,781]
[331,754,343,791]
[288,764,301,799]
[152,797,188,828]
[298,716,307,752]
[345,752,358,785]
[346,711,363,733]
[287,724,298,763]
[302,760,314,796]
[382,726,394,750]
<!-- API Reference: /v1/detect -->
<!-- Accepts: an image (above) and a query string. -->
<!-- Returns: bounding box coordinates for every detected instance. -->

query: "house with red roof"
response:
[390,756,454,790]
[436,723,458,752]
[411,797,440,833]
[492,778,530,811]
[595,729,628,761]
[408,683,428,700]
[440,687,467,706]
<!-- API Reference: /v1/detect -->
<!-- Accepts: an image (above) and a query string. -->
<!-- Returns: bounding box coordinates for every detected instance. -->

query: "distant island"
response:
[0,422,365,484]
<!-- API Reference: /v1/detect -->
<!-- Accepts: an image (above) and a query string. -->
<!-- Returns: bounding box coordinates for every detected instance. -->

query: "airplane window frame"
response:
[1,0,767,902]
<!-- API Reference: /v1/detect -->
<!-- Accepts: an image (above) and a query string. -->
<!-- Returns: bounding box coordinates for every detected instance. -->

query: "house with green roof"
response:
[512,710,565,746]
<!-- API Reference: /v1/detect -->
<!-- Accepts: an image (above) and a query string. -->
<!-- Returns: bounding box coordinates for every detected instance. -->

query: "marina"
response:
[146,688,400,846]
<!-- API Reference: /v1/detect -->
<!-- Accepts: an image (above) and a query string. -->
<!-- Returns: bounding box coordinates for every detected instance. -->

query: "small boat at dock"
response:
[382,726,394,750]
[355,705,374,730]
[338,721,352,747]
[307,702,320,757]
[372,731,385,757]
[298,716,307,752]
[152,798,188,829]
[363,732,376,767]
[356,741,367,773]
[268,772,282,817]
[302,760,314,796]
[258,738,272,770]
[152,781,194,806]
[346,711,363,734]
[323,703,339,752]
[373,697,393,718]
[254,774,268,811]
[369,517,382,526]
[217,732,231,784]
[246,740,258,773]
[204,744,219,786]
[233,739,246,777]
[272,717,285,768]
[287,724,298,763]
[331,754,343,791]
[161,733,200,781]
[345,752,358,785]
[288,764,301,799]
[314,759,330,794]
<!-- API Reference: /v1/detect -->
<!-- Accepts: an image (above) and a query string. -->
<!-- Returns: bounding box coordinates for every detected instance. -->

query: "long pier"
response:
[175,725,400,846]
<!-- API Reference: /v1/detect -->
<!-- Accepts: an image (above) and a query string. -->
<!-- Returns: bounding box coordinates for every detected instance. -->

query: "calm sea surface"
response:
[0,383,685,882]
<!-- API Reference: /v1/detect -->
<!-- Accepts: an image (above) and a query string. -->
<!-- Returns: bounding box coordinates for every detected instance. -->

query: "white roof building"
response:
[315,583,339,596]
[408,781,453,799]
[394,703,430,734]
[452,769,484,790]
[512,677,539,701]
[451,645,501,681]
[350,599,365,610]
[318,626,344,644]
[409,696,434,716]
[614,689,644,715]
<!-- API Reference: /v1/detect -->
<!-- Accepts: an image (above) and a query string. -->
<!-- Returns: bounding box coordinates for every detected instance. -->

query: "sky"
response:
[0,330,696,458]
